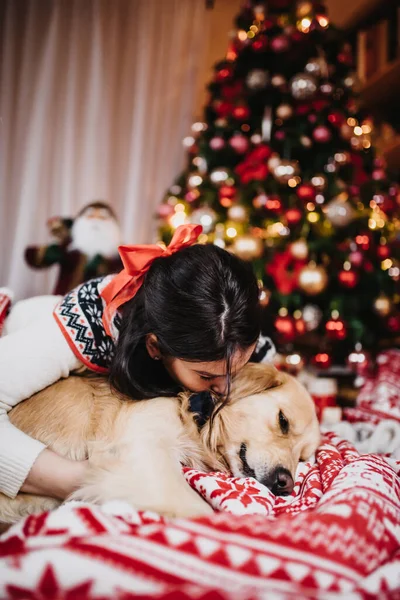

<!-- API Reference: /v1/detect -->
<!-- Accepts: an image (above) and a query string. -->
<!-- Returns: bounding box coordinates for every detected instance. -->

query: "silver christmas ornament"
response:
[343,72,360,91]
[190,207,217,233]
[290,73,317,100]
[187,173,203,188]
[300,135,312,148]
[272,159,300,184]
[311,174,327,190]
[305,57,328,78]
[209,168,229,185]
[276,104,293,120]
[271,74,286,87]
[227,204,248,222]
[325,197,355,227]
[320,82,334,95]
[192,156,208,174]
[246,69,269,90]
[302,304,322,331]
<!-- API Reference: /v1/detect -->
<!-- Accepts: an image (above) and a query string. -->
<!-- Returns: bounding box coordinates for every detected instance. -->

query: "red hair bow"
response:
[101,223,203,336]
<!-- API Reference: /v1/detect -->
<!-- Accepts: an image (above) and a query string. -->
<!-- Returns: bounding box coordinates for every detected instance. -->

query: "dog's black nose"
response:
[263,467,294,496]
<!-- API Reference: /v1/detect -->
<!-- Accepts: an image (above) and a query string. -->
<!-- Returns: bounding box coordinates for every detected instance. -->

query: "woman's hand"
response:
[21,449,88,500]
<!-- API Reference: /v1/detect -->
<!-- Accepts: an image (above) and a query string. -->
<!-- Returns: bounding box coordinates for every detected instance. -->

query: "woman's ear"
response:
[145,334,161,360]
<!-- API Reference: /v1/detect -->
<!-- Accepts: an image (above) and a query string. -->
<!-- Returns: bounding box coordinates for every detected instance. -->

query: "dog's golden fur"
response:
[0,363,320,525]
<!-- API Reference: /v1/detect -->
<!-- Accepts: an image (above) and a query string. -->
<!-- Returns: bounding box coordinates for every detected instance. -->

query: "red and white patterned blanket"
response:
[1,349,400,599]
[345,349,400,425]
[1,431,400,600]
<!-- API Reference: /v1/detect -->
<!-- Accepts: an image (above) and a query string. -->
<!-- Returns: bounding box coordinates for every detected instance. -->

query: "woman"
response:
[0,224,261,501]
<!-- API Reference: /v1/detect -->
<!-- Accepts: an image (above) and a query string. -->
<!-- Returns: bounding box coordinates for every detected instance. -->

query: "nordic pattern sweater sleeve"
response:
[0,313,81,498]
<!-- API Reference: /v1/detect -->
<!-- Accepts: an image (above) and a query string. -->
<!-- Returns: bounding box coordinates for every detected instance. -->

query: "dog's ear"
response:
[230,363,282,402]
[188,391,215,429]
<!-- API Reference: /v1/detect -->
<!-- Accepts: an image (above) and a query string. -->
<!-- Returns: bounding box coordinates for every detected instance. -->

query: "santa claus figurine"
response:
[25,201,123,295]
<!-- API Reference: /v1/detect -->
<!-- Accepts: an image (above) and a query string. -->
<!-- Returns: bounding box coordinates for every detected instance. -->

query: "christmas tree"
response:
[158,0,400,373]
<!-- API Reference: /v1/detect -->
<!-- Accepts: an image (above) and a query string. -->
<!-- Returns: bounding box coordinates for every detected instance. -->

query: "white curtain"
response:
[0,0,210,299]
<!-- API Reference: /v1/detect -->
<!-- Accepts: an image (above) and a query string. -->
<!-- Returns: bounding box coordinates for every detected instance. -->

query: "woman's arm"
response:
[21,449,88,499]
[0,312,83,498]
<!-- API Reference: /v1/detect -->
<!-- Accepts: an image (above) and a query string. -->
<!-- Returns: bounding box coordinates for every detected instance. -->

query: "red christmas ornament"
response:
[285,208,303,226]
[387,314,400,333]
[349,250,363,267]
[219,185,236,199]
[291,31,304,42]
[220,197,233,208]
[311,352,332,369]
[338,269,359,288]
[275,315,296,342]
[313,125,332,143]
[372,169,386,181]
[294,318,306,335]
[214,101,233,118]
[377,244,391,260]
[296,183,316,202]
[275,130,286,141]
[216,66,233,82]
[325,318,347,340]
[374,194,394,215]
[225,42,238,62]
[232,105,250,121]
[221,81,243,100]
[349,184,360,197]
[185,190,199,203]
[209,136,225,151]
[350,153,369,186]
[229,134,249,154]
[328,111,344,127]
[355,234,371,251]
[296,103,312,116]
[313,100,329,113]
[265,196,282,213]
[252,36,268,52]
[364,260,374,273]
[271,35,290,53]
[337,51,353,67]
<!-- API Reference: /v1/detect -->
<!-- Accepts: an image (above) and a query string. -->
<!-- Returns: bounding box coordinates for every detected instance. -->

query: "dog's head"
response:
[187,362,320,496]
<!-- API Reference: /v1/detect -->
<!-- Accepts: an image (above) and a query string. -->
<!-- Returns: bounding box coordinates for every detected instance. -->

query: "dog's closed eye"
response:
[279,410,289,434]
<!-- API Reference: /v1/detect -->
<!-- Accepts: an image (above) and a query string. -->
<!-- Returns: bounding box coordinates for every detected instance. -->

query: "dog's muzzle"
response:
[261,467,294,496]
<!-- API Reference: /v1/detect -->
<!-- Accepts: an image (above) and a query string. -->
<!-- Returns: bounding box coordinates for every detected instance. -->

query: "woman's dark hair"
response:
[109,243,261,400]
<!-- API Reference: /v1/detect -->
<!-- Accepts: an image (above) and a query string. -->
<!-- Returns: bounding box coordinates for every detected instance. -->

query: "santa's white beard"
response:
[70,216,121,258]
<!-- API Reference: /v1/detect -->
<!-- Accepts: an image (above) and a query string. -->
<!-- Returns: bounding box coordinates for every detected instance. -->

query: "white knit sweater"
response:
[0,296,81,498]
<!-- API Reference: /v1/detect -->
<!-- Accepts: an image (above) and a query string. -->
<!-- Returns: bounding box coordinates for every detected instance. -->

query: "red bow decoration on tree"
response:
[266,250,306,295]
[101,224,203,336]
[235,144,272,184]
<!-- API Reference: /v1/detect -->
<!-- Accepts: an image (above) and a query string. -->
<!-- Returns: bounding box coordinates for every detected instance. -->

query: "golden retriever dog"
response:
[0,363,320,526]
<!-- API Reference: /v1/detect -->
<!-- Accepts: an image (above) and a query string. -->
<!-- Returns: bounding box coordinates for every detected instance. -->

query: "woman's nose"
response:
[210,381,227,395]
